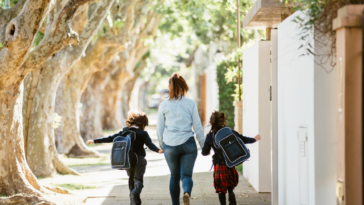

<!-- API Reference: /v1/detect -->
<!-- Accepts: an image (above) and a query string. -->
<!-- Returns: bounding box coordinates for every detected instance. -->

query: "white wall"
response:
[271,29,279,205]
[243,40,271,192]
[278,11,315,205]
[313,30,337,205]
[277,11,336,205]
[204,63,219,131]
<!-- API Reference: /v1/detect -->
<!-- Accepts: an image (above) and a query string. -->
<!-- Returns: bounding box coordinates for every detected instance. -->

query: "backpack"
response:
[213,127,250,168]
[110,128,138,170]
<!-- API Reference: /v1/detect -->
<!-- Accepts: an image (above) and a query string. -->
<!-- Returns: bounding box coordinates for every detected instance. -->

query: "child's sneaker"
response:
[130,193,141,205]
[228,193,237,205]
[183,193,190,205]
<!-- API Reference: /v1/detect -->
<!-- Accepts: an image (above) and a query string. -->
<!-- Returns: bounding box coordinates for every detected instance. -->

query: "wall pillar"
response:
[333,5,364,205]
[243,40,271,192]
[270,29,278,205]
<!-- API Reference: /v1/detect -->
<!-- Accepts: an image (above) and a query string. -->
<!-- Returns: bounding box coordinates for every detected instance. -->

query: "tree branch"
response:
[17,0,95,76]
[0,0,53,81]
[81,37,123,67]
[68,0,115,62]
[53,0,100,37]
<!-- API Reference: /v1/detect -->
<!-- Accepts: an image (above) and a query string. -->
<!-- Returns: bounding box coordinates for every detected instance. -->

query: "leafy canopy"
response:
[156,0,254,47]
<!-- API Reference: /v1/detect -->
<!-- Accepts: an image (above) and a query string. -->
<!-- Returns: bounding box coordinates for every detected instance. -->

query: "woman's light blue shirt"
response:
[156,96,205,149]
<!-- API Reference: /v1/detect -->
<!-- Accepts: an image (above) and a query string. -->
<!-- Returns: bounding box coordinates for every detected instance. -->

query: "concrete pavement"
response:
[82,125,271,205]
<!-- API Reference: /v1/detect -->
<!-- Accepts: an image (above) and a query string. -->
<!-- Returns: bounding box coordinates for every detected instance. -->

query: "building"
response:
[241,1,363,204]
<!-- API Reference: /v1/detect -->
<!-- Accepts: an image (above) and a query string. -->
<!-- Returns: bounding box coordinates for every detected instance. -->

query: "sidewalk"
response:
[85,171,270,205]
[82,122,271,205]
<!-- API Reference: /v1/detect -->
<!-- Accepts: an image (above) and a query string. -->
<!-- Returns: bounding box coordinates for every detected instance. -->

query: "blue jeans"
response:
[164,137,198,205]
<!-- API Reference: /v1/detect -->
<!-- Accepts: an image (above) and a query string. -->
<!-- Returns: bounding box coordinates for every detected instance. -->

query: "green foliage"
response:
[235,164,242,174]
[224,49,242,101]
[216,50,242,128]
[53,113,62,129]
[282,0,325,26]
[50,183,96,190]
[156,0,254,47]
[0,0,19,8]
[34,32,44,47]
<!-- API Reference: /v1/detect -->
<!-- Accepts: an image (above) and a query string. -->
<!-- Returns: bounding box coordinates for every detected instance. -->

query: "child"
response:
[201,111,261,205]
[86,110,163,205]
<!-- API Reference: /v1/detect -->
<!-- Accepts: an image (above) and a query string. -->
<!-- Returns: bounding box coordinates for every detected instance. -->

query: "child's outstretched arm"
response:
[233,130,261,144]
[143,132,163,153]
[86,131,123,145]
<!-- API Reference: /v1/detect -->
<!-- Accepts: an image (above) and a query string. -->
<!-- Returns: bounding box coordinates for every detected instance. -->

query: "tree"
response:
[23,0,115,178]
[100,7,160,130]
[120,56,148,118]
[57,0,151,142]
[0,0,97,202]
[157,0,254,50]
[81,9,160,140]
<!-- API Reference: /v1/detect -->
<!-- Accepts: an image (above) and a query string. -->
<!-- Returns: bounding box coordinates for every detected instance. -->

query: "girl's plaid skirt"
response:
[213,164,239,193]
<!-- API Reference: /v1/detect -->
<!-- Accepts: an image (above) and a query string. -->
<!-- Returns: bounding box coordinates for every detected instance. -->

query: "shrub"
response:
[216,49,242,128]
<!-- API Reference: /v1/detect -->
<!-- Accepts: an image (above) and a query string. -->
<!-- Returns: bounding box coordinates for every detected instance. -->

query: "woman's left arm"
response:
[192,103,205,148]
[156,104,165,150]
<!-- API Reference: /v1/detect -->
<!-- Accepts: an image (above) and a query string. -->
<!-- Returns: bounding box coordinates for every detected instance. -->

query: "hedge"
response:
[216,50,242,128]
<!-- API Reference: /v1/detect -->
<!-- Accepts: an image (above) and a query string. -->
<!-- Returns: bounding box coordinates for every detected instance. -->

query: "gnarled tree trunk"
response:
[25,62,81,176]
[54,72,101,157]
[24,0,115,177]
[101,68,132,129]
[0,86,47,198]
[0,0,79,202]
[80,70,112,140]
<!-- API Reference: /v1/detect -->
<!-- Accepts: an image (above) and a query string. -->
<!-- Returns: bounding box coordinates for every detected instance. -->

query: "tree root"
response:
[43,185,73,195]
[66,141,100,158]
[53,152,81,176]
[0,194,55,205]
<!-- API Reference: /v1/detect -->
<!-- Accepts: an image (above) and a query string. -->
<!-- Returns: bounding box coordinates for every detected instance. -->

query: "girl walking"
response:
[202,111,261,205]
[157,73,205,205]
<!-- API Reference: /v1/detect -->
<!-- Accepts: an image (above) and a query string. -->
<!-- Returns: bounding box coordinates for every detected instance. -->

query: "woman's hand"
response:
[158,150,164,154]
[254,134,261,141]
[86,140,94,145]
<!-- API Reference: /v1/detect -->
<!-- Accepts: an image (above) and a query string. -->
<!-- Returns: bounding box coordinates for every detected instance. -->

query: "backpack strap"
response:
[212,132,218,149]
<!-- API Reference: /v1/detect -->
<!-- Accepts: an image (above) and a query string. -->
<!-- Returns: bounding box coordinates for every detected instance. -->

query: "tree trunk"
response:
[0,86,46,197]
[122,58,147,111]
[56,44,122,143]
[23,0,115,174]
[55,75,100,157]
[25,62,81,177]
[80,70,111,140]
[101,68,132,129]
[0,83,69,203]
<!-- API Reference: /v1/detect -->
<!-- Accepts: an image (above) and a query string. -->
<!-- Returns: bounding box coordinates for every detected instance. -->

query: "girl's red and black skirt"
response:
[213,164,239,193]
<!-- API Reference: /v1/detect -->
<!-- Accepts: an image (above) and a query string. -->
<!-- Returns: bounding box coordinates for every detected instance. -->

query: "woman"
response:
[157,73,205,205]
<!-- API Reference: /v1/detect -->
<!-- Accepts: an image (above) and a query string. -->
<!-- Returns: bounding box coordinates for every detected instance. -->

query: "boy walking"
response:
[86,110,163,205]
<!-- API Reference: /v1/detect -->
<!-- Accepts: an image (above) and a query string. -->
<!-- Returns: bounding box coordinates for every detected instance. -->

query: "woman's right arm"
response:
[156,105,165,150]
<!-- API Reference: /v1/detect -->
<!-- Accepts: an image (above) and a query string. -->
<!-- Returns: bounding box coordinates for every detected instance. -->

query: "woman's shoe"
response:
[183,192,190,205]
[228,193,237,205]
